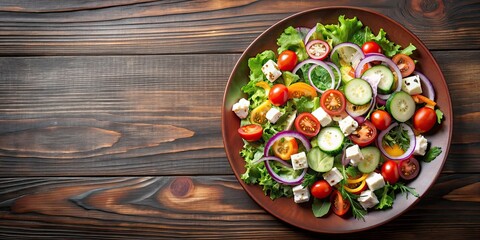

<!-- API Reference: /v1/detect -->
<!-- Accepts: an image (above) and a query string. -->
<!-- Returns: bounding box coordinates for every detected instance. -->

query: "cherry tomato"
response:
[272,137,298,160]
[370,109,392,131]
[237,124,263,142]
[330,190,350,216]
[268,84,288,106]
[320,89,346,116]
[294,112,321,138]
[306,40,330,60]
[287,82,318,99]
[249,101,271,125]
[413,107,436,133]
[361,41,382,55]
[381,160,400,184]
[349,120,377,147]
[398,158,420,180]
[277,50,298,71]
[392,53,415,77]
[310,180,332,199]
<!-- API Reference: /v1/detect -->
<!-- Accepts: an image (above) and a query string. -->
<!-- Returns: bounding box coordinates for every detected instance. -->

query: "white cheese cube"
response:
[402,75,423,95]
[292,185,310,203]
[311,107,333,127]
[232,98,250,119]
[322,167,344,186]
[346,144,364,166]
[365,172,385,191]
[338,116,358,136]
[358,190,379,209]
[266,107,283,124]
[414,135,428,156]
[291,152,308,170]
[261,60,282,82]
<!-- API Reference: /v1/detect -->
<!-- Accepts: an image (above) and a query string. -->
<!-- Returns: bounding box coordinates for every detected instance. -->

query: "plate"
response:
[221,7,452,233]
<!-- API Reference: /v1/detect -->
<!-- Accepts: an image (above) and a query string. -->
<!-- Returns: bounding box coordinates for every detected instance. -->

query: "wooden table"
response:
[0,1,478,239]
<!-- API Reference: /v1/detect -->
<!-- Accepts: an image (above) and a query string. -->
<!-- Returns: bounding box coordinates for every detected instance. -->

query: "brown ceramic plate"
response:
[222,7,452,233]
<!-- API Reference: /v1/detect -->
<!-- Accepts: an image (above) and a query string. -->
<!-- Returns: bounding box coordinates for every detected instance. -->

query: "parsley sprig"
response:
[382,124,410,151]
[339,166,367,221]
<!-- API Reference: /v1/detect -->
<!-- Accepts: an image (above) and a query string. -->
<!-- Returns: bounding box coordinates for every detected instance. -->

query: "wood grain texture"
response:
[0,174,478,239]
[0,0,478,56]
[0,51,478,176]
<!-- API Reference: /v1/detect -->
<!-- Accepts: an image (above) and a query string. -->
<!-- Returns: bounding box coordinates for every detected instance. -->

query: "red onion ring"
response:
[307,62,335,93]
[252,156,307,185]
[325,62,342,90]
[330,43,365,69]
[303,27,316,44]
[413,71,435,100]
[376,96,386,106]
[376,122,416,161]
[264,130,312,157]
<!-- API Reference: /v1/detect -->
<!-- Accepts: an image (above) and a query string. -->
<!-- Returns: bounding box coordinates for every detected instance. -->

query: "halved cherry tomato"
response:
[349,120,377,147]
[237,124,263,142]
[370,109,392,131]
[268,84,288,106]
[294,112,321,138]
[361,41,382,55]
[381,160,400,184]
[330,190,350,216]
[287,82,318,99]
[277,50,298,71]
[392,53,415,77]
[306,40,330,60]
[413,106,436,133]
[272,137,299,160]
[398,158,420,180]
[249,101,271,125]
[310,180,332,199]
[320,89,346,116]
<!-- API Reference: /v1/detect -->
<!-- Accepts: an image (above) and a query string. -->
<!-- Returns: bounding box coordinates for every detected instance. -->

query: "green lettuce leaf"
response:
[315,15,363,47]
[277,26,308,61]
[247,50,276,82]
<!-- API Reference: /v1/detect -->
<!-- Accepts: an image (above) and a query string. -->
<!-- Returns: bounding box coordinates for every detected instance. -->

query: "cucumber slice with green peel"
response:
[386,91,416,122]
[344,78,373,105]
[362,65,395,94]
[317,127,344,155]
[358,146,381,173]
[307,147,334,172]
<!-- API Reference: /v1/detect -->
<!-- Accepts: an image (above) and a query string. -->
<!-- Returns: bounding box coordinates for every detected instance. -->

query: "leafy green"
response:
[312,198,331,217]
[282,71,300,86]
[339,166,367,220]
[375,182,419,210]
[315,15,363,47]
[302,172,318,188]
[400,43,417,56]
[277,26,308,61]
[292,96,320,113]
[382,124,410,151]
[422,146,442,162]
[436,109,444,124]
[247,50,276,82]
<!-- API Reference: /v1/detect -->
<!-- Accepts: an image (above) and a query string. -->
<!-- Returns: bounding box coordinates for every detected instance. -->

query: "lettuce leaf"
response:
[277,26,308,61]
[315,15,363,47]
[247,50,276,82]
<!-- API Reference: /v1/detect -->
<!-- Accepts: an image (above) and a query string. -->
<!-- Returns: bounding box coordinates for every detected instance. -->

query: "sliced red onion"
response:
[330,43,364,69]
[376,96,386,106]
[264,130,312,157]
[355,54,403,100]
[353,116,366,124]
[303,27,316,44]
[414,71,435,100]
[325,62,342,89]
[377,122,416,161]
[307,62,335,93]
[292,59,327,75]
[252,156,307,185]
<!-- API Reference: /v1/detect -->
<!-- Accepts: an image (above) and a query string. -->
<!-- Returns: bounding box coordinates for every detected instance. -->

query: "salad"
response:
[232,15,444,220]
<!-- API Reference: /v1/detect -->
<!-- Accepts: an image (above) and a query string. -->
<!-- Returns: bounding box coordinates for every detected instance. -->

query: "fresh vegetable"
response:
[370,109,392,131]
[317,127,345,154]
[386,91,416,122]
[272,137,299,160]
[358,146,381,173]
[349,120,377,147]
[362,65,394,94]
[250,101,272,125]
[344,78,373,105]
[398,158,420,180]
[392,53,415,77]
[311,180,333,199]
[294,112,321,138]
[307,147,334,172]
[269,84,289,106]
[378,123,416,161]
[277,50,298,71]
[306,40,330,60]
[287,82,318,99]
[238,124,263,142]
[381,160,400,184]
[330,190,350,216]
[321,89,346,116]
[361,41,382,55]
[413,107,437,133]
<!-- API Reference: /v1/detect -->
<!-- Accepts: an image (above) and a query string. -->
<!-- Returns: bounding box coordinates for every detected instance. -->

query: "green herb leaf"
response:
[381,124,410,151]
[312,198,331,217]
[435,109,444,124]
[394,182,420,198]
[423,146,442,162]
[302,172,317,188]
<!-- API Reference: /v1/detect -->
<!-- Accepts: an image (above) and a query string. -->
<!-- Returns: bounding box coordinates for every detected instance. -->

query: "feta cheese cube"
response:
[291,152,308,170]
[365,172,385,191]
[346,144,364,166]
[266,107,283,124]
[358,190,379,209]
[338,116,358,136]
[311,107,332,127]
[292,185,310,203]
[232,98,250,119]
[414,135,428,156]
[261,60,282,82]
[402,75,423,95]
[322,167,344,186]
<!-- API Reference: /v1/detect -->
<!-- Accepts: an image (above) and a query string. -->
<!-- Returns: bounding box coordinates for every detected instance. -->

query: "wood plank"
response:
[0,0,478,56]
[0,174,478,239]
[0,51,478,176]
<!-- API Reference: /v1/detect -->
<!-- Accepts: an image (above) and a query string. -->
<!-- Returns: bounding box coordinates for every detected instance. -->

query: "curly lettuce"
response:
[277,26,309,61]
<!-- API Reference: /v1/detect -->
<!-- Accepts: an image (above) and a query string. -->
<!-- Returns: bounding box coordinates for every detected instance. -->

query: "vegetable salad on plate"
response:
[232,15,443,220]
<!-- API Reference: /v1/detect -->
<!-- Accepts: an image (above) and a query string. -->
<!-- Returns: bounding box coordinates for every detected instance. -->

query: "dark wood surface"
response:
[0,0,479,239]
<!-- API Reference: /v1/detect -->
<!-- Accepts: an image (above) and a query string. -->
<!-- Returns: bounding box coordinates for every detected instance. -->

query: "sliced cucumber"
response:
[362,65,394,94]
[307,147,334,173]
[358,146,381,173]
[386,91,416,122]
[344,78,373,105]
[317,127,344,155]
